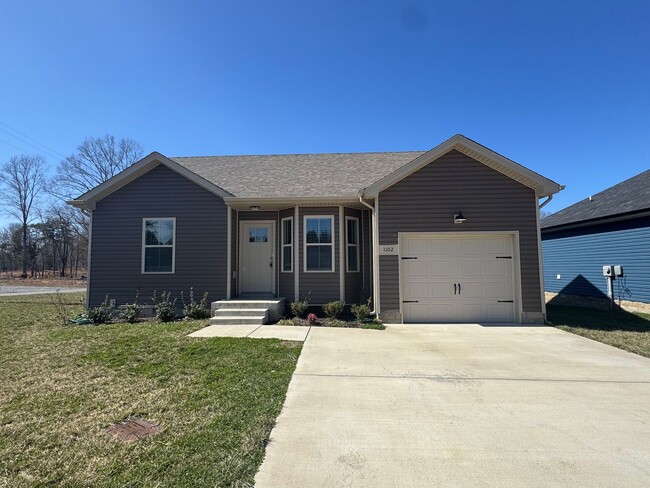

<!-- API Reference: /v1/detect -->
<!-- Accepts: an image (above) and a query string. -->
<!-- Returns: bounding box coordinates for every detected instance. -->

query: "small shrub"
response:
[290,292,310,318]
[119,292,142,323]
[322,300,344,318]
[49,291,70,326]
[351,297,373,322]
[327,319,348,328]
[276,318,295,326]
[307,313,318,324]
[182,287,210,319]
[87,294,114,324]
[152,290,178,322]
[360,321,385,330]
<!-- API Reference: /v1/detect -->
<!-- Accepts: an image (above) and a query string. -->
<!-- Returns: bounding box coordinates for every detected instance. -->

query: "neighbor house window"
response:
[346,216,360,272]
[142,218,175,273]
[304,216,334,272]
[281,217,293,272]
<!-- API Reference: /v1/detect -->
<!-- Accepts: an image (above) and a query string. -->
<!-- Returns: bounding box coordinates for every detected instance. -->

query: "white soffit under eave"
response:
[68,152,233,209]
[362,134,563,198]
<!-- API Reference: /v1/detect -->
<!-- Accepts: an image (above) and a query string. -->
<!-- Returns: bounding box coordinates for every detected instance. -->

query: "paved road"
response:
[0,286,86,297]
[255,325,650,488]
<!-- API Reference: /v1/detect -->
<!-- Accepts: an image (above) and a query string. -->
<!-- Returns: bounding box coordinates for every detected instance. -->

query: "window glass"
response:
[346,218,359,272]
[282,218,293,272]
[282,219,292,245]
[306,218,332,244]
[305,217,334,271]
[306,246,332,271]
[248,227,268,242]
[143,219,174,273]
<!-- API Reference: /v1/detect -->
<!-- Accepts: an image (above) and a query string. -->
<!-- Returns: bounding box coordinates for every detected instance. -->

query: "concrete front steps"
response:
[210,298,286,326]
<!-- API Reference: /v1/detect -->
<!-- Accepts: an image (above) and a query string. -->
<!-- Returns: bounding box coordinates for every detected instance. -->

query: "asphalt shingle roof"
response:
[170,151,424,198]
[541,169,650,229]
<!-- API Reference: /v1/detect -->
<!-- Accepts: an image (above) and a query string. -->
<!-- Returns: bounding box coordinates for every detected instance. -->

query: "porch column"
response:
[339,206,345,302]
[226,206,232,299]
[294,205,299,301]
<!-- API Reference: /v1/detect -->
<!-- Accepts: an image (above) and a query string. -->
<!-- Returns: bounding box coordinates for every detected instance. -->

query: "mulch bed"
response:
[278,317,383,329]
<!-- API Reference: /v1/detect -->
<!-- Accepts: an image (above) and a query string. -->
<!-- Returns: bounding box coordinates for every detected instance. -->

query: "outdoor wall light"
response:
[453,211,466,224]
[250,205,261,211]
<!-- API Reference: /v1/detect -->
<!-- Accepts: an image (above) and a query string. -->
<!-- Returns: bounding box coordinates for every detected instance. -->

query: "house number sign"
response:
[379,244,399,255]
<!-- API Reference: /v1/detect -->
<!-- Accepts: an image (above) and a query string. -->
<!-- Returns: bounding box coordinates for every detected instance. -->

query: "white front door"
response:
[401,234,517,323]
[240,221,275,294]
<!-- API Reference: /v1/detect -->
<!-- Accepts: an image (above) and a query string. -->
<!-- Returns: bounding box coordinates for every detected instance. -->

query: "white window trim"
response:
[303,215,335,273]
[141,217,176,274]
[345,216,360,273]
[281,216,293,273]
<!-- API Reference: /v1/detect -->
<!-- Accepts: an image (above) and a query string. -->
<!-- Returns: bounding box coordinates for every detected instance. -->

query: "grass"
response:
[0,293,302,487]
[547,304,650,358]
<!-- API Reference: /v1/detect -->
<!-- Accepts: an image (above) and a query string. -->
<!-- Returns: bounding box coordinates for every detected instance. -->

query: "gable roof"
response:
[68,134,562,210]
[362,134,562,198]
[542,169,650,230]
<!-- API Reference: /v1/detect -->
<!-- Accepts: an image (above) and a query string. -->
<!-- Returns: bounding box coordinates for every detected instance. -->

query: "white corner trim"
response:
[227,207,232,299]
[141,217,176,274]
[339,206,345,301]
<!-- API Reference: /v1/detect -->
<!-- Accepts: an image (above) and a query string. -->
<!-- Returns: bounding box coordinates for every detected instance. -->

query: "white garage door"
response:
[400,234,517,323]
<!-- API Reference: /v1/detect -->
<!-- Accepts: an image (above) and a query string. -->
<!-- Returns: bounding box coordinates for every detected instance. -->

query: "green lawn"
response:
[0,293,302,487]
[547,304,650,358]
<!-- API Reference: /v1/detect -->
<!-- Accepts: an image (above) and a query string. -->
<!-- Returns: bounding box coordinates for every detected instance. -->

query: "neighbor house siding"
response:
[298,207,340,304]
[542,216,650,304]
[377,149,542,321]
[89,164,227,307]
[279,208,295,299]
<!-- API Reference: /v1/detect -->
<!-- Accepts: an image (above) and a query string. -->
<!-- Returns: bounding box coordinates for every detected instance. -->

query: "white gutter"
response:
[539,194,553,209]
[358,195,379,315]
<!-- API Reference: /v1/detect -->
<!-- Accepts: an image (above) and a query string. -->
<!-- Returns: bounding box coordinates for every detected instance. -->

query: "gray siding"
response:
[378,149,542,319]
[89,164,227,307]
[278,208,295,299]
[362,209,373,301]
[344,207,364,303]
[298,207,340,304]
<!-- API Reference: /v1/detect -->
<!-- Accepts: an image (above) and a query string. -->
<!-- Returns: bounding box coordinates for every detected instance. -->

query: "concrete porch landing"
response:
[188,324,310,341]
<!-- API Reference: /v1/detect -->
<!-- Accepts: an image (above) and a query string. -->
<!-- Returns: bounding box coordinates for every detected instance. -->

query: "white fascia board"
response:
[66,151,233,210]
[362,134,563,198]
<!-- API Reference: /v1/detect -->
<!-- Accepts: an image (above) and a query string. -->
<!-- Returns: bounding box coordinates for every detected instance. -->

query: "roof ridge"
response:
[171,150,425,159]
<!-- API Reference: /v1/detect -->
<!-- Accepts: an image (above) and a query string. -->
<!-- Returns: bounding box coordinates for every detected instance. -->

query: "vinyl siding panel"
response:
[378,149,542,320]
[542,216,650,303]
[298,207,340,304]
[90,164,227,307]
[361,209,372,301]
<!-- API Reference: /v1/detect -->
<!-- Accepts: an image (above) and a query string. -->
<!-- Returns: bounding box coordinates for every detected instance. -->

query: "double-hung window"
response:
[142,218,175,273]
[304,216,334,272]
[281,217,293,272]
[346,216,360,272]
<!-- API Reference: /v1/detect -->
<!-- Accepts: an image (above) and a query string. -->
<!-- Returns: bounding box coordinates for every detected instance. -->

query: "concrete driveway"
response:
[0,285,85,297]
[255,325,650,487]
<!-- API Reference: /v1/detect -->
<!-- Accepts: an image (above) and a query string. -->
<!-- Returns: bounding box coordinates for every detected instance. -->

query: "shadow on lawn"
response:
[547,304,650,332]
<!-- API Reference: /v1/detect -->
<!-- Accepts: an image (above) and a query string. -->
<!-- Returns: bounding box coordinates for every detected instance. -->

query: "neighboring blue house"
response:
[541,169,650,306]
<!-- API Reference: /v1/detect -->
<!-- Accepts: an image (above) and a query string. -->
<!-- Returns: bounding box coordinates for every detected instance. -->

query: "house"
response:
[541,169,650,309]
[68,134,562,324]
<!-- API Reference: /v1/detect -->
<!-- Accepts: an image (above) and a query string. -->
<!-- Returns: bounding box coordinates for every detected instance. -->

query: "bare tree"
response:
[51,135,144,200]
[0,155,48,277]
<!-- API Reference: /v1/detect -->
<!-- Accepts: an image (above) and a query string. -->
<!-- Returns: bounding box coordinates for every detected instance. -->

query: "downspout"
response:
[359,194,379,315]
[539,194,553,209]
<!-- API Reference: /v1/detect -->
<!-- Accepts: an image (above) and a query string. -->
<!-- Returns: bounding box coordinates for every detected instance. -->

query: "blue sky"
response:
[1,0,649,226]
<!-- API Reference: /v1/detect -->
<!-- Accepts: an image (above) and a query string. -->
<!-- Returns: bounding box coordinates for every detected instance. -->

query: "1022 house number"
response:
[379,245,398,255]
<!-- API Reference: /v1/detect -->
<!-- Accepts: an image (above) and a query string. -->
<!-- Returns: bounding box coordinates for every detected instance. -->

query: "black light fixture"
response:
[453,211,466,224]
[250,205,260,211]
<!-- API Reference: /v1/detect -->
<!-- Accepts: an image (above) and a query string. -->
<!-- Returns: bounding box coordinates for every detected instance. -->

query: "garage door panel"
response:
[401,234,518,324]
[405,238,429,255]
[460,281,483,299]
[461,260,483,276]
[430,239,451,254]
[406,281,429,299]
[431,282,452,298]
